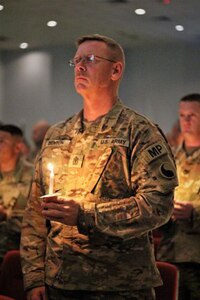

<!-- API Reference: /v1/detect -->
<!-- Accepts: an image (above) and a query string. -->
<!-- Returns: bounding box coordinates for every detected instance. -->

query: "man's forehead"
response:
[0,131,14,140]
[180,101,200,109]
[76,40,108,54]
[0,130,11,136]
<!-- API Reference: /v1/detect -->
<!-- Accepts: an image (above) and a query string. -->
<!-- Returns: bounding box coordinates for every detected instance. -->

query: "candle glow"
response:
[47,163,54,195]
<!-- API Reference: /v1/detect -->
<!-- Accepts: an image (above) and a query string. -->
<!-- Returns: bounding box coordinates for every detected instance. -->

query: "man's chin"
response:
[183,130,192,136]
[75,83,87,93]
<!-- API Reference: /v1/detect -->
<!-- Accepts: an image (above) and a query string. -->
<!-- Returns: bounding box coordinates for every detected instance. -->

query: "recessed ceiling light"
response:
[20,42,28,49]
[175,25,184,31]
[0,4,4,11]
[47,20,57,27]
[135,8,146,16]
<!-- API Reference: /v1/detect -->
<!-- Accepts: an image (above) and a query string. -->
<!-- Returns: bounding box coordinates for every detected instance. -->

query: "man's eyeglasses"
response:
[68,54,116,68]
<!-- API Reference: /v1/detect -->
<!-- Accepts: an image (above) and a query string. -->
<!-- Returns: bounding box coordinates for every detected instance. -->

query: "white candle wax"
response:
[47,163,54,195]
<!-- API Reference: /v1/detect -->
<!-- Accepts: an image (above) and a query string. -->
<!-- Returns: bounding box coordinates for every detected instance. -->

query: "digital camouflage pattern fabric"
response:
[0,158,33,259]
[46,286,155,300]
[21,100,178,292]
[157,144,200,263]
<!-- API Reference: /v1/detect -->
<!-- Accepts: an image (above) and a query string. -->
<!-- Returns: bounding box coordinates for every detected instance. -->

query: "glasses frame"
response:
[68,54,117,68]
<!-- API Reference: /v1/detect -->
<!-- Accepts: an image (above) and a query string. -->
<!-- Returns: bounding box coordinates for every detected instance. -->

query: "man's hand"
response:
[172,200,193,220]
[41,195,80,226]
[27,286,47,300]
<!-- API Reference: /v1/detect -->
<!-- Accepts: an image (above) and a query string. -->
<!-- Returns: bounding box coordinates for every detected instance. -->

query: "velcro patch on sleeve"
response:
[142,142,168,163]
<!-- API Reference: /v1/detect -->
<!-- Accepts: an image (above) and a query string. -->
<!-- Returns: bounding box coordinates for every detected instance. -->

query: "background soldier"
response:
[158,93,200,300]
[0,124,33,262]
[29,120,50,161]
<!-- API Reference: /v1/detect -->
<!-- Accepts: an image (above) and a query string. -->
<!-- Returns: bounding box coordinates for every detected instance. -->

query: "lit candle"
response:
[47,163,54,195]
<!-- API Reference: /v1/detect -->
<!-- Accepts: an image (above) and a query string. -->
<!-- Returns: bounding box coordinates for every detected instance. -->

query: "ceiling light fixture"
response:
[0,4,4,11]
[175,25,184,31]
[47,20,57,27]
[20,42,28,49]
[135,8,146,16]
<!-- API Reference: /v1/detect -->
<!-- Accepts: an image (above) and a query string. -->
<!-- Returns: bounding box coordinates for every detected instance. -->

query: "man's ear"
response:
[111,62,123,81]
[14,141,24,155]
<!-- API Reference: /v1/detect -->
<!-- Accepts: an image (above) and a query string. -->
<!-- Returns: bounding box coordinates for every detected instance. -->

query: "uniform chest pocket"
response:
[41,146,113,196]
[81,147,112,192]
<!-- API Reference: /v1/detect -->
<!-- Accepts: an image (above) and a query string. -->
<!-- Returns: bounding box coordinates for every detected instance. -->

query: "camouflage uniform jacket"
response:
[0,158,33,258]
[21,99,178,292]
[157,143,200,263]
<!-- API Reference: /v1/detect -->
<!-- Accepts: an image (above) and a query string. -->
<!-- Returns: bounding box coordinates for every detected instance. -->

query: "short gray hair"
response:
[76,34,125,67]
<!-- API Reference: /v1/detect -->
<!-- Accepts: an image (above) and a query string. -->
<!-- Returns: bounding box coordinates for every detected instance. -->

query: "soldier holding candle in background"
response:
[0,124,33,263]
[157,93,200,300]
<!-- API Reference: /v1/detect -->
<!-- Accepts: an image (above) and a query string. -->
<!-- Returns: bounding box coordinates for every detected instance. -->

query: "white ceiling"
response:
[1,0,200,50]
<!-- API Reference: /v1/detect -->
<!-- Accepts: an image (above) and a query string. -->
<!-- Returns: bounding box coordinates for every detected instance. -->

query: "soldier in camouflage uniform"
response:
[157,94,200,300]
[0,124,33,262]
[20,34,178,300]
[29,120,51,162]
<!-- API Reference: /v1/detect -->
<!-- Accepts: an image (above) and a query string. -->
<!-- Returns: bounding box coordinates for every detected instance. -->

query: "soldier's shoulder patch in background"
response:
[143,142,168,163]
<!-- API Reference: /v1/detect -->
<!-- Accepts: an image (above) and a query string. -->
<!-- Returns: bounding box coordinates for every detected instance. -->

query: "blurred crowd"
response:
[0,120,50,263]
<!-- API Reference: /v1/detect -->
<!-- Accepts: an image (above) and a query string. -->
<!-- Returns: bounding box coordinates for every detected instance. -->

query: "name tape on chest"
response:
[46,137,129,148]
[143,142,168,163]
[46,139,71,147]
[99,138,129,147]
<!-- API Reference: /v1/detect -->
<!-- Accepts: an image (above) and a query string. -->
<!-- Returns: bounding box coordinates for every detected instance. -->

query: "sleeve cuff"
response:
[23,271,45,291]
[77,207,95,235]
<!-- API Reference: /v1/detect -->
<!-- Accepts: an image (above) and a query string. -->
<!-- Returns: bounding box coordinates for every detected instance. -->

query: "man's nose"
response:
[184,115,191,122]
[75,61,86,71]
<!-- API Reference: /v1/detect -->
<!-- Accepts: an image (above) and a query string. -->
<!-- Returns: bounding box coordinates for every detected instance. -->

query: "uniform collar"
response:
[0,158,24,182]
[69,98,125,135]
[177,141,200,158]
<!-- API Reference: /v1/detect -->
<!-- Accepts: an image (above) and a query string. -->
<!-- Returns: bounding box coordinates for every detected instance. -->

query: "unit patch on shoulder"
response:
[143,142,168,163]
[159,162,175,179]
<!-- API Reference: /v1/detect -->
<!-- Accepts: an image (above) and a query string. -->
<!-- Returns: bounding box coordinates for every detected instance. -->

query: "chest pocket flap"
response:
[83,147,112,193]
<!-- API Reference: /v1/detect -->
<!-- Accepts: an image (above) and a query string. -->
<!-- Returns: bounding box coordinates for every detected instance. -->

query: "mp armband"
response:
[77,207,95,235]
